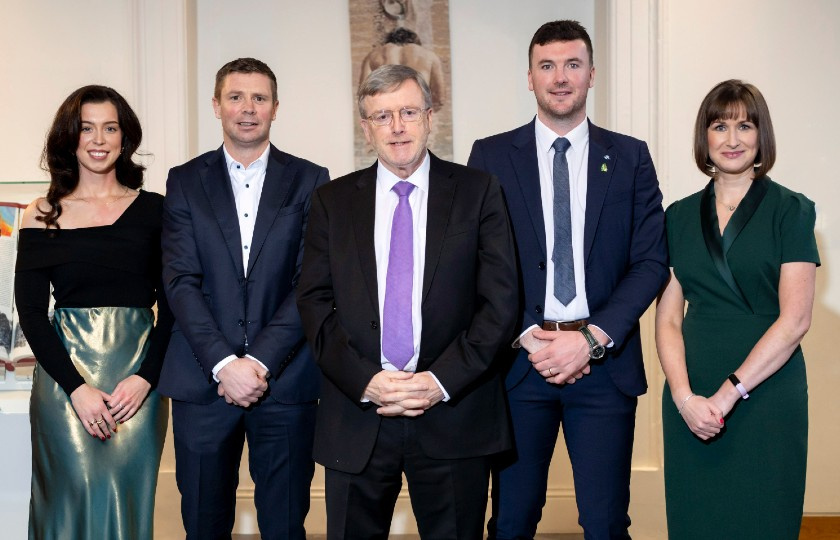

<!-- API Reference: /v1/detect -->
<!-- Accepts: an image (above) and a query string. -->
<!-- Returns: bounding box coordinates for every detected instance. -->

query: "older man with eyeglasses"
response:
[297,64,518,539]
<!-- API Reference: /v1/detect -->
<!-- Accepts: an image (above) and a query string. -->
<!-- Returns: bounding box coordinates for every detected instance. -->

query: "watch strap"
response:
[728,373,749,399]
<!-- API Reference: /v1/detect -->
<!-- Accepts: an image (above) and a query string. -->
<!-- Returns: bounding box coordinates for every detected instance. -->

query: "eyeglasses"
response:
[364,107,429,126]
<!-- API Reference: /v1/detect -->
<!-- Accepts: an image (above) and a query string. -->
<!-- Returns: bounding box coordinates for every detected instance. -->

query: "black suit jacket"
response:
[468,120,668,396]
[297,153,518,474]
[159,144,329,404]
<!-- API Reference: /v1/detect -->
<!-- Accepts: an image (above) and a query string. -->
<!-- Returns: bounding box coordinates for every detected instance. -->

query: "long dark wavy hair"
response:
[39,85,145,229]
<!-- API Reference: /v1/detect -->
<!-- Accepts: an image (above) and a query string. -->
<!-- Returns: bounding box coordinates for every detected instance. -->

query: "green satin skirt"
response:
[29,307,168,540]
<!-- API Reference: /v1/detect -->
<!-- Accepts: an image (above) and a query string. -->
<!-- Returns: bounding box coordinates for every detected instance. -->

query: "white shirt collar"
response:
[222,144,270,175]
[534,116,589,156]
[375,151,431,194]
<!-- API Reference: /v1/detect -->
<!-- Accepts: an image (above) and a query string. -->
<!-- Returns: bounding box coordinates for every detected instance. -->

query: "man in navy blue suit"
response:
[159,58,329,539]
[468,21,668,539]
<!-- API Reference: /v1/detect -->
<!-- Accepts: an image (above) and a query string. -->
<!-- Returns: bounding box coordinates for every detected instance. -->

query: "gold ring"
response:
[95,419,103,425]
[548,366,555,376]
[88,421,94,427]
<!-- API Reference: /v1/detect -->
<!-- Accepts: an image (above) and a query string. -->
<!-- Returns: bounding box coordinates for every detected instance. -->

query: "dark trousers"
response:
[172,397,316,540]
[325,416,491,540]
[489,363,637,540]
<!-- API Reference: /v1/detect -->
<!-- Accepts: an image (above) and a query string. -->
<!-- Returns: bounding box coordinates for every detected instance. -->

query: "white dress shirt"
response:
[535,116,591,322]
[372,153,448,399]
[212,144,271,380]
[515,117,612,347]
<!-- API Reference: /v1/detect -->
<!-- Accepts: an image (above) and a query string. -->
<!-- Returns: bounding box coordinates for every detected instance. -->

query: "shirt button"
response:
[244,245,249,250]
[238,319,245,327]
[370,321,379,330]
[535,305,543,314]
[244,213,249,217]
[245,184,250,188]
[538,261,546,270]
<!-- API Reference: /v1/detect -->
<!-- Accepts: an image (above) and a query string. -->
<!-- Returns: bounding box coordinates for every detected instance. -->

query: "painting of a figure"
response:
[349,0,452,168]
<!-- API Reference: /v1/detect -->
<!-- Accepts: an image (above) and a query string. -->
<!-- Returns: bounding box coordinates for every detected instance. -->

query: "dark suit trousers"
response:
[172,397,316,540]
[324,416,491,540]
[490,362,637,540]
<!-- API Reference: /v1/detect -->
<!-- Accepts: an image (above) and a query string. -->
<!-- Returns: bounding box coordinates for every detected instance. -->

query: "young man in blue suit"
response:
[468,21,668,540]
[159,58,329,539]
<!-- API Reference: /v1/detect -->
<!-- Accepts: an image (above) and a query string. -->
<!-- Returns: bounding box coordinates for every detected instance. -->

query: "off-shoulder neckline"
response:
[20,190,152,232]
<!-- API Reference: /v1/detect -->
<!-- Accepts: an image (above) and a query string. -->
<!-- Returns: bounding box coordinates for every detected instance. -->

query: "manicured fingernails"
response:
[719,418,724,424]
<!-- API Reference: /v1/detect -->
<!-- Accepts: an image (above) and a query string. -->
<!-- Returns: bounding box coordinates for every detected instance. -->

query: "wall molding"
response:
[131,0,193,194]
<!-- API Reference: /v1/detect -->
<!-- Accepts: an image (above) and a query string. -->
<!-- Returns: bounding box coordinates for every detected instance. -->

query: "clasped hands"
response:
[217,357,270,407]
[678,388,736,440]
[364,370,444,417]
[520,328,593,385]
[70,374,151,441]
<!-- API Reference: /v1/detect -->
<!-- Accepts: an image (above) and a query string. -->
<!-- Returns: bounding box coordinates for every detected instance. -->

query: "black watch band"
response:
[579,326,606,360]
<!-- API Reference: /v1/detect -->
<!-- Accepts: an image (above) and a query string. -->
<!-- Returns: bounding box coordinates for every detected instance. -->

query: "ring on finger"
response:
[95,419,103,425]
[88,421,95,427]
[548,366,555,376]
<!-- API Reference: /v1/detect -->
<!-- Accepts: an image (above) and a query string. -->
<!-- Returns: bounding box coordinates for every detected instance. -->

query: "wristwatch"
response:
[579,325,606,360]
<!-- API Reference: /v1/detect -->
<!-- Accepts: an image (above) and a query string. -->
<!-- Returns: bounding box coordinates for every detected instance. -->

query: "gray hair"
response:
[357,64,433,118]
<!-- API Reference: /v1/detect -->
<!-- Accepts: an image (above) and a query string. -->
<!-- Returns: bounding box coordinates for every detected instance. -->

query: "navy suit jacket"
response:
[297,154,518,473]
[468,120,668,397]
[158,144,329,404]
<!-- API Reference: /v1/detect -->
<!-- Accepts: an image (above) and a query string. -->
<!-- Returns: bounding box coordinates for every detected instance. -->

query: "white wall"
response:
[0,0,136,197]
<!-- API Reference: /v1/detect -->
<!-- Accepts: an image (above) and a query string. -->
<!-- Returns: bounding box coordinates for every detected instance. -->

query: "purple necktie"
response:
[382,181,415,370]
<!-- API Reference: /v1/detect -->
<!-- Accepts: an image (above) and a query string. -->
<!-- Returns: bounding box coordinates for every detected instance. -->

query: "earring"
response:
[753,161,762,169]
[706,159,716,176]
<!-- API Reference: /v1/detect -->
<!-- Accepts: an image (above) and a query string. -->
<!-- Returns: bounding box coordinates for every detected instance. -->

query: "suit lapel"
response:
[351,164,380,312]
[422,154,455,303]
[584,123,615,262]
[510,122,547,258]
[247,145,292,276]
[201,147,245,278]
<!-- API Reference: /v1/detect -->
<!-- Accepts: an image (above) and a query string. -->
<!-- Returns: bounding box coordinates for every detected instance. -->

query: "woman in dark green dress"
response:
[15,86,172,539]
[656,80,820,539]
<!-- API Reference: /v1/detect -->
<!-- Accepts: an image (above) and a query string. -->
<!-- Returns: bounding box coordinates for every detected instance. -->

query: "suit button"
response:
[238,319,244,327]
[538,261,546,270]
[370,321,379,330]
[535,305,543,314]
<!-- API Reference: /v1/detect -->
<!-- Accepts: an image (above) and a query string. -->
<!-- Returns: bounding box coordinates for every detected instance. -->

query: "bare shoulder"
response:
[20,198,50,229]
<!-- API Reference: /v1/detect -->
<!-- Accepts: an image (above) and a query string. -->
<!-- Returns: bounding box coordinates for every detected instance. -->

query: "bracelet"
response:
[677,393,696,415]
[728,373,750,399]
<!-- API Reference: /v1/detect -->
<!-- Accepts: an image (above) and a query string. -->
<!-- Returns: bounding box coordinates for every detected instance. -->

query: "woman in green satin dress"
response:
[656,80,820,539]
[15,86,172,540]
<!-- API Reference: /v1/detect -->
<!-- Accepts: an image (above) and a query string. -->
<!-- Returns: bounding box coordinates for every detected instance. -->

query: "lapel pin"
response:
[600,163,608,172]
[604,155,610,160]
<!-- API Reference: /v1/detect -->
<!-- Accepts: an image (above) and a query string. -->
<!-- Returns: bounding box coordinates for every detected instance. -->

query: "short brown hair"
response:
[529,20,594,67]
[214,57,278,102]
[693,79,776,178]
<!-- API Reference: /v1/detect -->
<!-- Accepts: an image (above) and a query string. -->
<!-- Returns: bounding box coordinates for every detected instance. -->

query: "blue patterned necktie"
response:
[552,137,576,305]
[382,181,415,370]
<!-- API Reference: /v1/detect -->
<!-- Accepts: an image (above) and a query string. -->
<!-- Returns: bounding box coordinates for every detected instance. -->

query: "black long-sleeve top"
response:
[14,190,173,395]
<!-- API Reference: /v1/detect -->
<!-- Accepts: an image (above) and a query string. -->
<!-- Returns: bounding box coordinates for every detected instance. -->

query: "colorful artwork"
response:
[0,206,17,237]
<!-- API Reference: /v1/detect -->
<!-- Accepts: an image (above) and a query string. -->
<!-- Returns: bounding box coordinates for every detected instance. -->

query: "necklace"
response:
[716,200,737,212]
[67,187,133,207]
